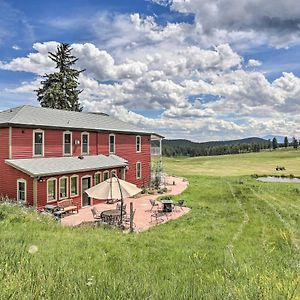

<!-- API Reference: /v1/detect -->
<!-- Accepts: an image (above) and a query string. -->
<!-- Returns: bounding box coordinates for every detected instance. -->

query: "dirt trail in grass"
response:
[224,182,250,265]
[250,187,300,250]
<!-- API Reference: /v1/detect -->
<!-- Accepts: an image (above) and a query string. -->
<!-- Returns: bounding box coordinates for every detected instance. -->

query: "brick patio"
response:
[61,176,190,232]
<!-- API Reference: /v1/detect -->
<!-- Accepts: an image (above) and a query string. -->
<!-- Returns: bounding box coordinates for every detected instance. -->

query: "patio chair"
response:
[149,199,159,211]
[91,207,102,220]
[174,200,185,211]
[150,211,164,224]
[116,203,127,213]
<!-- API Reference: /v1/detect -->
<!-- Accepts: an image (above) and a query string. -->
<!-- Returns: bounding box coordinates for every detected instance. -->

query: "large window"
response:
[81,132,89,155]
[33,130,44,156]
[136,135,141,152]
[63,132,72,155]
[17,179,26,202]
[94,172,102,185]
[47,178,57,202]
[103,171,110,181]
[109,134,115,154]
[136,162,142,179]
[70,175,78,197]
[59,177,68,199]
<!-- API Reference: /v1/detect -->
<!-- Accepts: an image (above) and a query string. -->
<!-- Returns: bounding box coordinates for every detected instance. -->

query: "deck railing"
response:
[151,147,161,156]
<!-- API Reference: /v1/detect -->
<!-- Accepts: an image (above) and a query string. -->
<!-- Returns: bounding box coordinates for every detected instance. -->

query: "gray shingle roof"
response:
[5,154,128,177]
[0,105,162,136]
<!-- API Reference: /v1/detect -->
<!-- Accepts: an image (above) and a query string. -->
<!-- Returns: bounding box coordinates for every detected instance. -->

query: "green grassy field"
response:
[1,149,300,299]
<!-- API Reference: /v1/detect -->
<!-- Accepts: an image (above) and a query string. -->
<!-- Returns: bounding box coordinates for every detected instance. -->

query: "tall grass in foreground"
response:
[0,174,300,299]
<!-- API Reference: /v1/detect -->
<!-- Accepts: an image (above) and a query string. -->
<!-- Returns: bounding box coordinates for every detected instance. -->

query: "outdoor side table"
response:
[161,200,173,212]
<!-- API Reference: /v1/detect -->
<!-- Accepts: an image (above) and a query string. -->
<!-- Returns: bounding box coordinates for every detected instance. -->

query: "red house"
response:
[0,105,163,209]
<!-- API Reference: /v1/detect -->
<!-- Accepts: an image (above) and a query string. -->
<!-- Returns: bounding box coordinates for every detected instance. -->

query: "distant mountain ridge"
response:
[160,137,270,157]
[164,137,267,148]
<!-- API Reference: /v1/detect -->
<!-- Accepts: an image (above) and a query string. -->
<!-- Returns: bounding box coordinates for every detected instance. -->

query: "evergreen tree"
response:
[36,43,84,111]
[284,136,289,148]
[292,137,299,149]
[272,137,278,150]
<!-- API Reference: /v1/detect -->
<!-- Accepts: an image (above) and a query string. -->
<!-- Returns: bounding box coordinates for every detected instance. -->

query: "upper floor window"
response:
[47,178,57,202]
[63,131,72,156]
[81,132,89,155]
[136,135,141,153]
[111,170,117,178]
[136,162,142,179]
[17,179,26,202]
[109,134,115,154]
[33,129,44,156]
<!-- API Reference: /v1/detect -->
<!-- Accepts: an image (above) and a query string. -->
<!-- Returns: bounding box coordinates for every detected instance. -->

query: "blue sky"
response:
[1,0,300,141]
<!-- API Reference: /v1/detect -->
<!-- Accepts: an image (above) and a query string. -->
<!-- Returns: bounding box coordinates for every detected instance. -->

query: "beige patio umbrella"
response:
[84,176,142,223]
[85,177,142,200]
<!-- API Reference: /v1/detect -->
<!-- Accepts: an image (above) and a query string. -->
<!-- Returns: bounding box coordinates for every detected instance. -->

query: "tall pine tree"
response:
[284,136,289,148]
[36,43,84,111]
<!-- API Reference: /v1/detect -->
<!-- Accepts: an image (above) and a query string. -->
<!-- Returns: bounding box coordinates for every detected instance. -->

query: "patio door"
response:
[82,177,91,207]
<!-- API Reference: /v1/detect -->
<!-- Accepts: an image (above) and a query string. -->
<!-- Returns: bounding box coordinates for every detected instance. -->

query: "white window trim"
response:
[81,132,89,155]
[70,175,79,197]
[59,176,69,200]
[47,177,57,203]
[136,135,141,153]
[110,169,117,178]
[63,131,72,156]
[109,133,115,154]
[17,178,27,203]
[136,161,142,179]
[94,171,102,185]
[33,129,44,157]
[103,170,110,181]
[81,175,93,207]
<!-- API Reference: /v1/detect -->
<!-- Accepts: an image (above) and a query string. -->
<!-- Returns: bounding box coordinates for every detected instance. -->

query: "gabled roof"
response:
[5,154,128,177]
[0,105,163,137]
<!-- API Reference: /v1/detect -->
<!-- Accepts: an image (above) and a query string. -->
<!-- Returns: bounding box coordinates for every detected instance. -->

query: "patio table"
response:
[161,200,173,212]
[101,209,123,225]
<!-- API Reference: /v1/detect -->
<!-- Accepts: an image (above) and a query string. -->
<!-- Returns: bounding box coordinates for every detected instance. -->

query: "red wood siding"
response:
[1,126,152,209]
[0,128,34,205]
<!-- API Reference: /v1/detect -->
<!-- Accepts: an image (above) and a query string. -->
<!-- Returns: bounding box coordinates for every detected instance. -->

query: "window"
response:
[136,162,142,179]
[70,175,78,197]
[111,170,117,178]
[103,171,109,181]
[17,179,26,202]
[81,132,89,155]
[136,135,141,152]
[47,178,57,202]
[59,177,68,199]
[109,134,115,154]
[63,131,72,155]
[94,172,102,185]
[33,130,44,156]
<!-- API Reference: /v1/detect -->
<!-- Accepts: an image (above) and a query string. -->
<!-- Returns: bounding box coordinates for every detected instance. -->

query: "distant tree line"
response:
[158,136,300,157]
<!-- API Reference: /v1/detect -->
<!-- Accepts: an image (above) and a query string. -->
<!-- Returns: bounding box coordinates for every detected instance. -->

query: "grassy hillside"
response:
[1,149,300,299]
[163,149,300,177]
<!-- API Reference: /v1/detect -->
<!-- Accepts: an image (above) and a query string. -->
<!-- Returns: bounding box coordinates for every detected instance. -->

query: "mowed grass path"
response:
[163,148,300,176]
[1,149,300,299]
